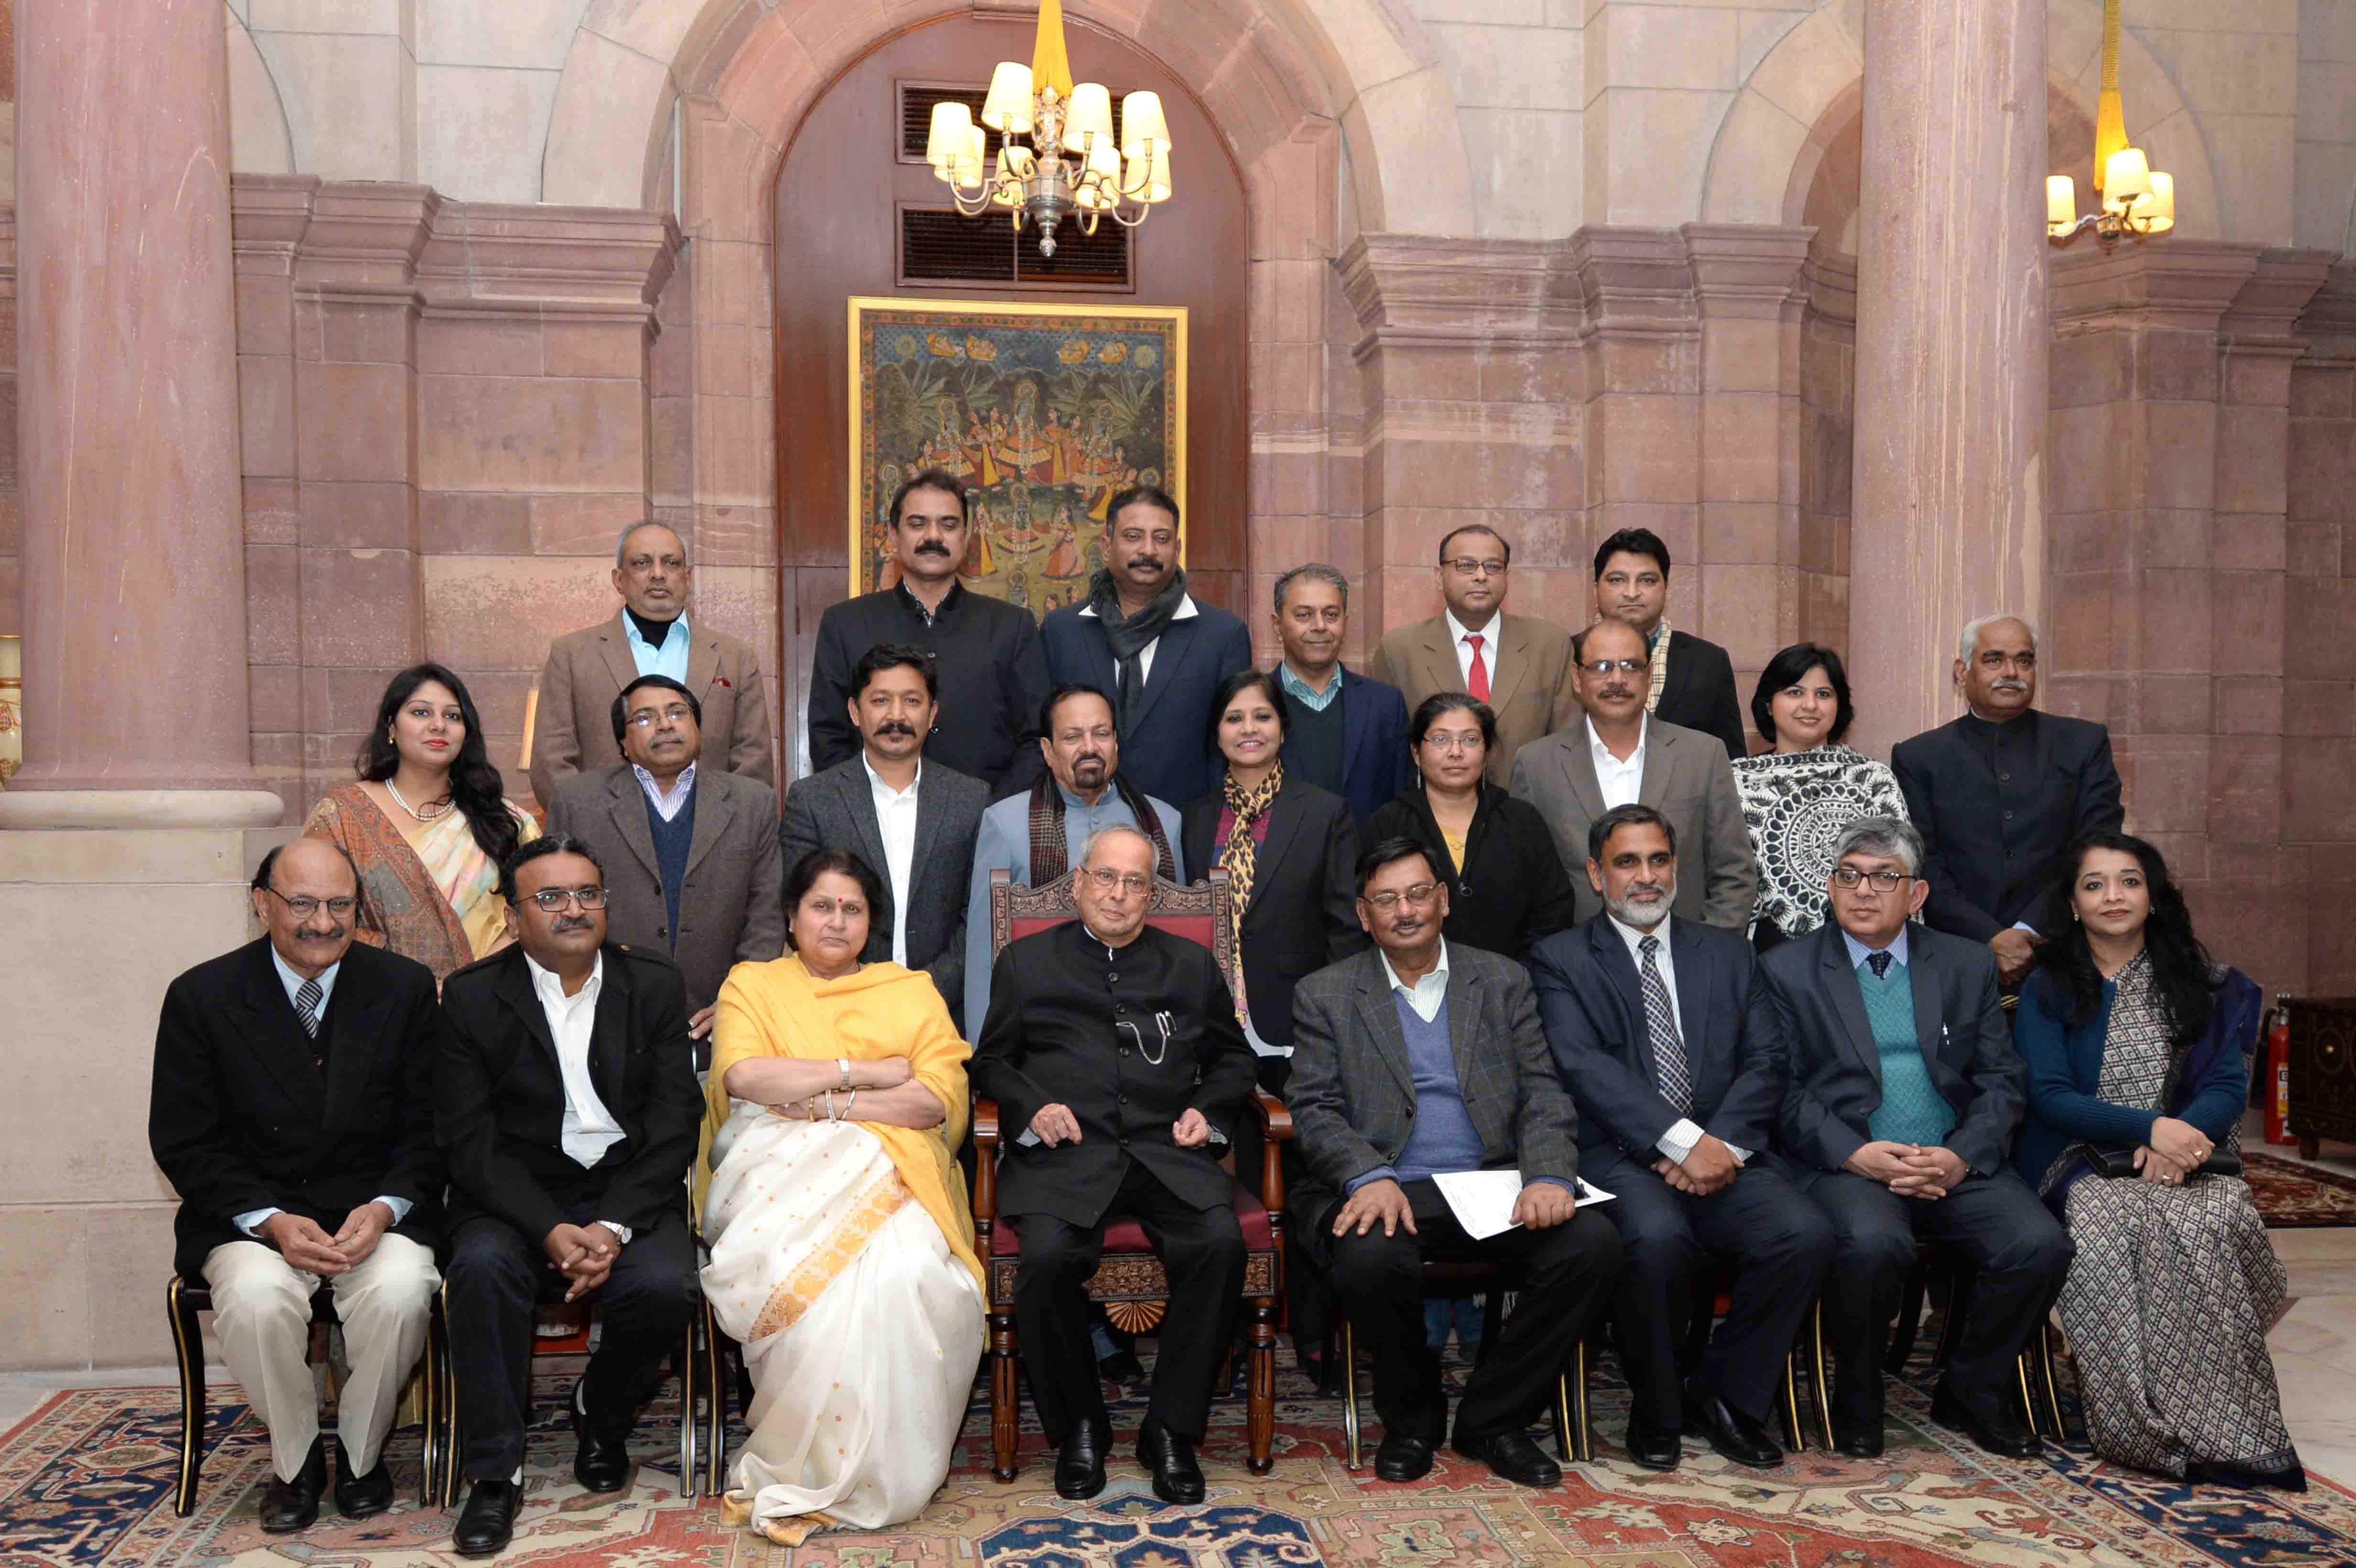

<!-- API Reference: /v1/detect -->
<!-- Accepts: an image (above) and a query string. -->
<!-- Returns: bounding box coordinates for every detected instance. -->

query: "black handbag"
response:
[2087,1145,2240,1179]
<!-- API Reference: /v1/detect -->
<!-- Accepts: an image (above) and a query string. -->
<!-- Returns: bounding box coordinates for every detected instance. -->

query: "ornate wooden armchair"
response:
[974,866,1291,1481]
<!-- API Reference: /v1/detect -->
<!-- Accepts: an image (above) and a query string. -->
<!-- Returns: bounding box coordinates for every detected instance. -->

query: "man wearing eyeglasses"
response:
[546,674,785,1064]
[1370,524,1580,785]
[436,837,704,1555]
[149,838,444,1533]
[1511,616,1757,930]
[1756,815,2071,1462]
[971,824,1256,1505]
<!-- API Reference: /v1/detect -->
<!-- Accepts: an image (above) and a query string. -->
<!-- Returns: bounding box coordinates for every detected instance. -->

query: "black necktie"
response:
[1867,951,1893,980]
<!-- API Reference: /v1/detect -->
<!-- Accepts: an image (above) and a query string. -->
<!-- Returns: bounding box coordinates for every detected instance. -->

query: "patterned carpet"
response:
[4,1348,2354,1567]
[2247,1151,2356,1228]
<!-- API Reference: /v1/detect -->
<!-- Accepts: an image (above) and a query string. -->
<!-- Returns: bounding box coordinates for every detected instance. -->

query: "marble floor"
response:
[9,1122,2356,1490]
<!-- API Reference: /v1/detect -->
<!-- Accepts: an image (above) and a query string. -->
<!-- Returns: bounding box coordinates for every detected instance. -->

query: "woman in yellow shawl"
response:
[699,849,982,1546]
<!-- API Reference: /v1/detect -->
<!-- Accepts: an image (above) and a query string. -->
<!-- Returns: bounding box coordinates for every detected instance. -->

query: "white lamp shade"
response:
[1120,90,1168,158]
[2046,174,2076,230]
[926,100,974,168]
[1127,144,1172,204]
[950,124,987,186]
[2136,169,2176,233]
[1063,82,1114,152]
[982,61,1034,134]
[2103,146,2151,212]
[1075,141,1122,208]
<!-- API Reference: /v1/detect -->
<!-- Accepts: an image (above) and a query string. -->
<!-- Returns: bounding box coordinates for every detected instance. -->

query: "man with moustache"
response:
[1286,838,1623,1487]
[962,683,1187,1030]
[1371,524,1580,784]
[437,838,704,1554]
[1040,485,1253,806]
[1268,562,1411,827]
[807,468,1051,795]
[1512,617,1756,930]
[972,825,1257,1503]
[1589,528,1749,762]
[531,521,774,803]
[784,642,989,1025]
[546,675,784,1064]
[149,839,443,1531]
[1528,806,1832,1471]
[1892,615,2123,986]
[1757,815,2071,1459]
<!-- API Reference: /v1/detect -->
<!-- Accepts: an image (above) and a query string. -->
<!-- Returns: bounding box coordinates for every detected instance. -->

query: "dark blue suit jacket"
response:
[1039,596,1254,806]
[1278,664,1412,828]
[1528,914,1786,1162]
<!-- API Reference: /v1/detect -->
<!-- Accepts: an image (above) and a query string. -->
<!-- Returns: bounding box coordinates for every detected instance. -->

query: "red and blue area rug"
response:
[2,1352,2352,1567]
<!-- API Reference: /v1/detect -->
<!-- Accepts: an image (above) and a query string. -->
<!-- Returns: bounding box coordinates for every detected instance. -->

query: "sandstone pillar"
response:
[10,0,263,799]
[1847,0,2049,755]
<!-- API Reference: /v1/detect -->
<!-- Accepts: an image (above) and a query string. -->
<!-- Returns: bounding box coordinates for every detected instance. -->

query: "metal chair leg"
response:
[168,1277,207,1519]
[1780,1345,1806,1452]
[1571,1337,1593,1464]
[1808,1300,1836,1451]
[1885,1258,1929,1373]
[703,1307,729,1496]
[1341,1319,1362,1471]
[2036,1319,2067,1440]
[420,1293,446,1508]
[678,1319,700,1498]
[436,1280,462,1508]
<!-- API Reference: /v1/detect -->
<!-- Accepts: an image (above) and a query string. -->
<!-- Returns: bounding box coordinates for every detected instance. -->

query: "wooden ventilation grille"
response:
[897,81,1126,165]
[899,207,1133,291]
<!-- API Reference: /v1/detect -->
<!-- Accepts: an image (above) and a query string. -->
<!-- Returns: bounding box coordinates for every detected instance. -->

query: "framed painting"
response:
[848,296,1187,617]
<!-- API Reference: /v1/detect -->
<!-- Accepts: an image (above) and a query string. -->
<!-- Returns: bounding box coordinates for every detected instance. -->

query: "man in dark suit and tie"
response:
[546,674,785,1061]
[1590,527,1749,762]
[437,837,704,1555]
[783,642,989,1027]
[1038,485,1254,806]
[1287,838,1623,1488]
[971,824,1257,1505]
[1757,814,2072,1460]
[1266,563,1410,827]
[149,839,443,1533]
[1528,805,1832,1471]
[1892,614,2125,986]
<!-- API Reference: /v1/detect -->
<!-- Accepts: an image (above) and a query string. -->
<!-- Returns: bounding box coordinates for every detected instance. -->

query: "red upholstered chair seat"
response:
[985,1182,1277,1258]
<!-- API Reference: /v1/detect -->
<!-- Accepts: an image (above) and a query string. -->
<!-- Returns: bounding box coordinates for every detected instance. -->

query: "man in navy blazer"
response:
[1756,814,2071,1461]
[1529,805,1832,1471]
[1267,563,1411,827]
[1039,485,1253,807]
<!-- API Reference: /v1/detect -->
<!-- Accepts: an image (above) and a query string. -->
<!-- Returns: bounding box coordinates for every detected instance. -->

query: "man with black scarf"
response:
[1039,485,1254,807]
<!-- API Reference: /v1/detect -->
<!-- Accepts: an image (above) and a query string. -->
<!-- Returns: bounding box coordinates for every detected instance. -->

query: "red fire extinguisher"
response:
[2265,998,2295,1146]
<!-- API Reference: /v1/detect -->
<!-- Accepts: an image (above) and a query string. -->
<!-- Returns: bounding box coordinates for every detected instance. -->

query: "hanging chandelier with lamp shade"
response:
[923,0,1172,256]
[2046,0,2173,250]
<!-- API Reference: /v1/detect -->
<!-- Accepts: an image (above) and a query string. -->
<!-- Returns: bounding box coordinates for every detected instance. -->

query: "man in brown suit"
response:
[529,522,774,804]
[1369,524,1579,785]
[545,675,785,1059]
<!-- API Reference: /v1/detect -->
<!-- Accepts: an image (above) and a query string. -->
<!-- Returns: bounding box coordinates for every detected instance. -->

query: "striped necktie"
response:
[1638,934,1691,1112]
[295,977,323,1040]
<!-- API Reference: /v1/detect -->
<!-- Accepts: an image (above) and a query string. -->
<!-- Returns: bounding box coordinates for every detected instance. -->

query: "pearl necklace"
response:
[385,778,455,821]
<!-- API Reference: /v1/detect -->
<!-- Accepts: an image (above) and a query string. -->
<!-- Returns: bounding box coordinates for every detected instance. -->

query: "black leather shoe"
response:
[1833,1423,1885,1459]
[1624,1426,1682,1470]
[1373,1432,1435,1482]
[1054,1419,1110,1500]
[258,1436,327,1534]
[1454,1429,1562,1489]
[571,1377,632,1494]
[1136,1420,1206,1504]
[1683,1378,1783,1469]
[331,1437,394,1519]
[1930,1381,2040,1459]
[452,1478,520,1557]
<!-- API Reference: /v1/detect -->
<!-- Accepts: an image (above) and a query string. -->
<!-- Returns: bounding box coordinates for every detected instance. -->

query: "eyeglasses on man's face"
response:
[264,888,358,919]
[1579,657,1647,677]
[523,885,608,912]
[625,703,696,729]
[1363,881,1441,911]
[1083,868,1152,895]
[1830,866,1910,892]
[1443,557,1508,578]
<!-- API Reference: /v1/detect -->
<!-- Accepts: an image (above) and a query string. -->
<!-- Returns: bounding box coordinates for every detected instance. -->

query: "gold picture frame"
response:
[848,295,1187,617]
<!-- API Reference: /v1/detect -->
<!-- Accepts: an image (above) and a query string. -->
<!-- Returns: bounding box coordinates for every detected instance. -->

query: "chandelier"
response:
[923,0,1172,257]
[2047,0,2173,250]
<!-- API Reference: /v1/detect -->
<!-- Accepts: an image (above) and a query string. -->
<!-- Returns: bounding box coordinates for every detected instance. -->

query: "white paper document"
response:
[1430,1169,1615,1239]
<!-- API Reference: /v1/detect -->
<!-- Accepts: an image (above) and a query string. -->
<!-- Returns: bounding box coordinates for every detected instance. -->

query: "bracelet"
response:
[845,1089,859,1120]
[821,1089,836,1122]
[838,1057,852,1092]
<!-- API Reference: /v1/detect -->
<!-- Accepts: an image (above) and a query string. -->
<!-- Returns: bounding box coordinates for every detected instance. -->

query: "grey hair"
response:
[1273,562,1349,614]
[1957,613,2037,664]
[1080,822,1157,868]
[1832,814,1925,878]
[615,520,689,569]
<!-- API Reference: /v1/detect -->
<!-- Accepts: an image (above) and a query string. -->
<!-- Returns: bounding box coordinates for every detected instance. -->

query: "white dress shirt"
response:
[236,949,411,1237]
[1603,914,1747,1167]
[1588,714,1649,809]
[1444,609,1501,693]
[863,754,922,966]
[1078,593,1200,686]
[633,760,696,822]
[525,951,637,1242]
[1378,938,1452,1024]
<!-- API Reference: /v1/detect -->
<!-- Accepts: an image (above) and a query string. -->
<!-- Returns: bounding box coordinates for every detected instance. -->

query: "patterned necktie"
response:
[1638,935,1691,1112]
[295,977,323,1038]
[1868,951,1893,980]
[1464,634,1490,702]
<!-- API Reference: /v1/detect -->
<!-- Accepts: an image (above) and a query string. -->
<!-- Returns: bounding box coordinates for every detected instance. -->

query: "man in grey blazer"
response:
[1287,837,1622,1489]
[1509,617,1756,930]
[545,675,785,1057]
[782,643,987,1029]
